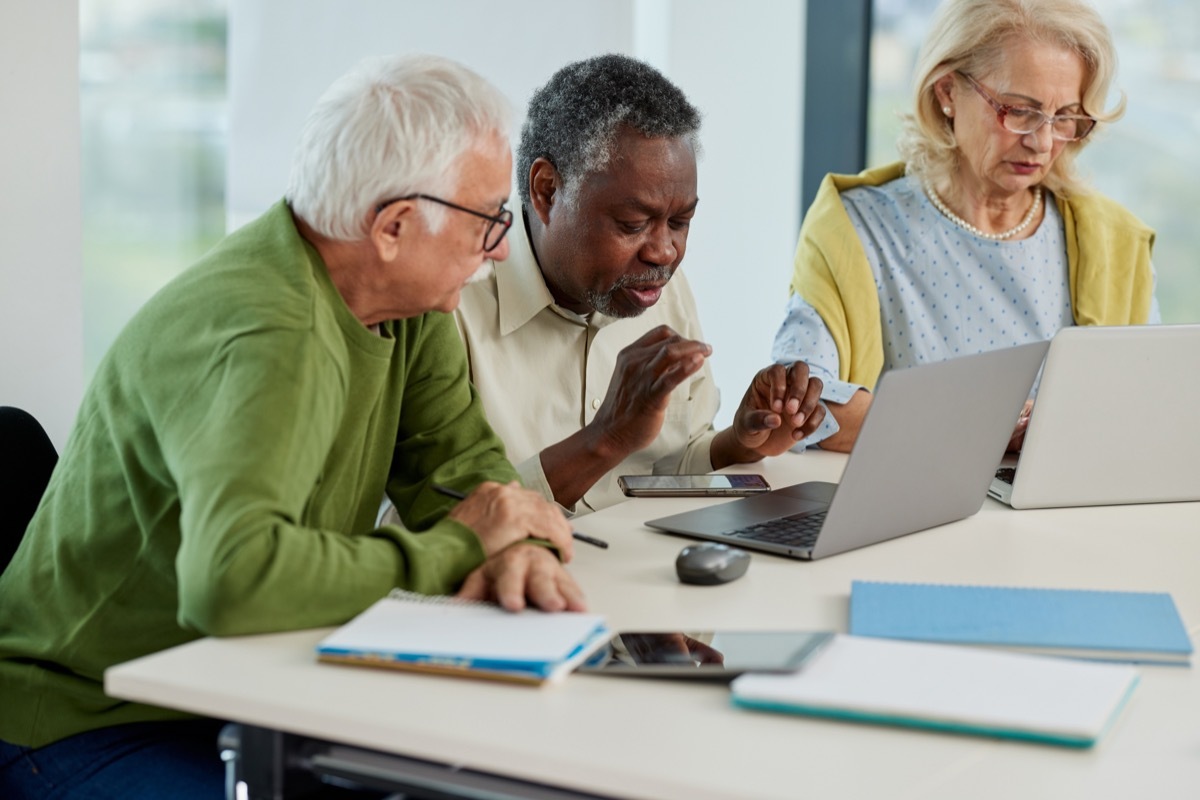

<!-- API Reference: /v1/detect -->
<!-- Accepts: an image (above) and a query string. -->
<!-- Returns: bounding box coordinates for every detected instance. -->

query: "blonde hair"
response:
[897,0,1123,197]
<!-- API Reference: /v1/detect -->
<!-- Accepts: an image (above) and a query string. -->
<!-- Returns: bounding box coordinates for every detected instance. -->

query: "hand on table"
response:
[446,481,574,562]
[456,542,587,612]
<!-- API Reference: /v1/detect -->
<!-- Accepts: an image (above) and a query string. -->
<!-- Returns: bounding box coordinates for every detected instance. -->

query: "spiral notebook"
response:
[731,635,1139,748]
[317,589,611,686]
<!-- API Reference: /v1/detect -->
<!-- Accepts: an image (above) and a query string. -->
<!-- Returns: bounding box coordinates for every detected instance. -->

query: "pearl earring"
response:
[943,106,953,116]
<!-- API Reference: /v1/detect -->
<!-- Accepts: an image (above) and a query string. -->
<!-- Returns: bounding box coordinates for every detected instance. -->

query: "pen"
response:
[431,484,609,549]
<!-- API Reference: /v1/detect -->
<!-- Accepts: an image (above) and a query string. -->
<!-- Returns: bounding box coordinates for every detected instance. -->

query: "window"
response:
[867,0,1200,323]
[80,0,228,375]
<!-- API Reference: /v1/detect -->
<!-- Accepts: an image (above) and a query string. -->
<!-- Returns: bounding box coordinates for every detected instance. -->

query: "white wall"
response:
[227,0,638,229]
[0,0,802,453]
[0,1,83,451]
[671,1,804,421]
[229,0,805,427]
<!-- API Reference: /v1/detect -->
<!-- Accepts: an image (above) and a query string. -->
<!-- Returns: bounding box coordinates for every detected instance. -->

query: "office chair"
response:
[0,406,58,574]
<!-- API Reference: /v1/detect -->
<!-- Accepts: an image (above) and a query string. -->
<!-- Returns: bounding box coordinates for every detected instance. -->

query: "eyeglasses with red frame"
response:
[957,71,1096,142]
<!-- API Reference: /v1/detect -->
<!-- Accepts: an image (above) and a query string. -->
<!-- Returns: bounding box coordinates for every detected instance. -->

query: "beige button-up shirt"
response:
[455,212,721,515]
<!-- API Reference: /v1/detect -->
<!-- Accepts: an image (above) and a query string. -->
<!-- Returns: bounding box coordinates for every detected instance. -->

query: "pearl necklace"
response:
[924,181,1042,241]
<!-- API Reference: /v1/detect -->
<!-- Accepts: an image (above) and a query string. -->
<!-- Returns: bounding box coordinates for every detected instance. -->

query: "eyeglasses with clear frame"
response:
[375,193,514,252]
[957,71,1096,142]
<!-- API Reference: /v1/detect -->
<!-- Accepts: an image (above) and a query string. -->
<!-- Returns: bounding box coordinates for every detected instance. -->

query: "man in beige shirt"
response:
[455,55,825,514]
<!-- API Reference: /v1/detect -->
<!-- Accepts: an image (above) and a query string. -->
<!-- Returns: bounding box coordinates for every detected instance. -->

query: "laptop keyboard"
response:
[727,510,828,548]
[994,467,1017,486]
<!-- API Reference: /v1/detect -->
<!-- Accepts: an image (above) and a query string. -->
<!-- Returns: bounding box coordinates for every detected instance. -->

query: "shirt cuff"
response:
[680,429,719,475]
[515,453,579,518]
[820,377,863,405]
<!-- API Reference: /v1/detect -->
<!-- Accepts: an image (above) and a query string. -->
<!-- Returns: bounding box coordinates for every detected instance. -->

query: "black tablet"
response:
[577,631,833,680]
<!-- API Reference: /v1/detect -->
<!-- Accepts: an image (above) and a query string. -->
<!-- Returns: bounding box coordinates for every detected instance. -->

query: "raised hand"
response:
[591,324,712,457]
[536,324,714,509]
[713,362,825,467]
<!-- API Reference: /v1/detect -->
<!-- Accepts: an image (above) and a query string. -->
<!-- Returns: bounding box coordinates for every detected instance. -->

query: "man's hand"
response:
[446,481,574,562]
[536,325,712,509]
[456,543,587,612]
[591,325,712,458]
[713,362,825,467]
[622,632,725,665]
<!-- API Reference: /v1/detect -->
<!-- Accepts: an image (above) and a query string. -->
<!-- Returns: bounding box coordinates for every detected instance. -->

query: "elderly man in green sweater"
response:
[0,54,581,799]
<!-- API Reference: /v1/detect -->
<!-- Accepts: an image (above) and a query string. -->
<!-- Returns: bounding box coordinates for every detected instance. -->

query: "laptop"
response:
[644,341,1049,560]
[989,324,1200,509]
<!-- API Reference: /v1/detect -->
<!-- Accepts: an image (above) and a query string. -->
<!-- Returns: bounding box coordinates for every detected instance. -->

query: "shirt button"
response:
[591,398,601,410]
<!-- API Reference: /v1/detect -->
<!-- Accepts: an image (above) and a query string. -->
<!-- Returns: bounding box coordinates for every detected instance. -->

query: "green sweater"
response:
[0,200,518,748]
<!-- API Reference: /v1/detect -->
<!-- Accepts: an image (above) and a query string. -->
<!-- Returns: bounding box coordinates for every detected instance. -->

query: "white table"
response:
[106,451,1200,799]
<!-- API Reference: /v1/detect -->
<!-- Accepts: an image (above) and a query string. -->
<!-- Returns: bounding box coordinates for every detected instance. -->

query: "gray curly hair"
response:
[517,54,701,210]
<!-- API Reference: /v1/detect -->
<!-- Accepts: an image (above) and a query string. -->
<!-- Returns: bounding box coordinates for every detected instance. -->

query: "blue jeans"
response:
[0,719,226,800]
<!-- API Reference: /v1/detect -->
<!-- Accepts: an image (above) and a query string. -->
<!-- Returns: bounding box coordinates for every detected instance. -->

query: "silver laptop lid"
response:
[810,340,1049,558]
[1006,324,1200,508]
[644,341,1049,560]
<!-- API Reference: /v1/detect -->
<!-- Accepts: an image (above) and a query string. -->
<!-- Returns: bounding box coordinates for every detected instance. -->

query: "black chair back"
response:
[0,406,58,574]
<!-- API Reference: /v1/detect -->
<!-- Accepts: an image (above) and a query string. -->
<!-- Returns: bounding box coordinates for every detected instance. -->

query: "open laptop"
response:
[644,341,1049,560]
[989,324,1200,509]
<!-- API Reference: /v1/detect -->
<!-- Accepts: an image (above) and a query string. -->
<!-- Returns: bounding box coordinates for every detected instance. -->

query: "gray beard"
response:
[585,266,674,318]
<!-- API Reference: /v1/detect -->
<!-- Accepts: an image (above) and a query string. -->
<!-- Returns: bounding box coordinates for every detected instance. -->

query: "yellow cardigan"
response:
[790,162,1156,390]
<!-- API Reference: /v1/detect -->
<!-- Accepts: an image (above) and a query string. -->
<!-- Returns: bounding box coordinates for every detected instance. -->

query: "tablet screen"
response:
[578,631,833,679]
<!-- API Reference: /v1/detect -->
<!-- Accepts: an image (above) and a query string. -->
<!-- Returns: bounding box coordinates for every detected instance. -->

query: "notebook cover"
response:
[316,590,611,684]
[731,635,1139,748]
[849,581,1193,665]
[318,621,611,686]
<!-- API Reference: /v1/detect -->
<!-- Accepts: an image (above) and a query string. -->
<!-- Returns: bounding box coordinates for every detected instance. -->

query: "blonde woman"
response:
[773,0,1159,452]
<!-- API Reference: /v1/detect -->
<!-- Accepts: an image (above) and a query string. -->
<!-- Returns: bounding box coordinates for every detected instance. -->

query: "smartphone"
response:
[617,473,771,497]
[578,630,833,680]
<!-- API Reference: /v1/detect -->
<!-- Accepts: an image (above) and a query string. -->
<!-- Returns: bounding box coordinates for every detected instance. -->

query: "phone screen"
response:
[579,631,833,679]
[618,474,771,495]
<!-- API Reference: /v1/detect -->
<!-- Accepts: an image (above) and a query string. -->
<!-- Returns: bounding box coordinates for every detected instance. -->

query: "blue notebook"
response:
[849,581,1193,665]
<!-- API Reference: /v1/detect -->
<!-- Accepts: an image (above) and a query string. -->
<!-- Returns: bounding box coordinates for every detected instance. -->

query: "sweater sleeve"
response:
[384,311,521,542]
[790,164,907,391]
[161,320,494,636]
[159,327,401,634]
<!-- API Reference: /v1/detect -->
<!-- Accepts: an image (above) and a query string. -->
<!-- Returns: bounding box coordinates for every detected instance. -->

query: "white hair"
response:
[286,54,512,241]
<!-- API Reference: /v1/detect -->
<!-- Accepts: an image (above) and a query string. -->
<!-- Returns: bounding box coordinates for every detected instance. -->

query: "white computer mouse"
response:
[675,542,751,585]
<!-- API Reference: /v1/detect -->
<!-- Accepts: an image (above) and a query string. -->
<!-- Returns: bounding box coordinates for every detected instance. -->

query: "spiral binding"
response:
[386,588,496,608]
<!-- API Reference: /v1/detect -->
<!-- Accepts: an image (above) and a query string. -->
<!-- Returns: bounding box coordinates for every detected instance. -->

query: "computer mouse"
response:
[675,542,751,585]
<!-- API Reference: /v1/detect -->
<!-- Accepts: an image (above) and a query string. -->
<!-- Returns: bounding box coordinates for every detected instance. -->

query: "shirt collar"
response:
[495,207,571,335]
[494,207,632,334]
